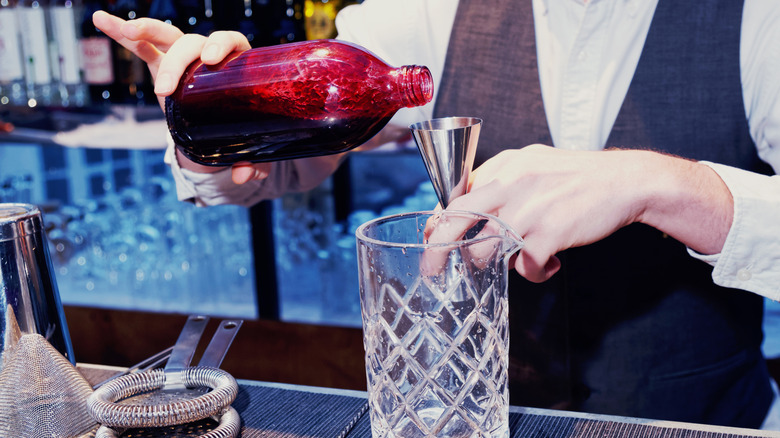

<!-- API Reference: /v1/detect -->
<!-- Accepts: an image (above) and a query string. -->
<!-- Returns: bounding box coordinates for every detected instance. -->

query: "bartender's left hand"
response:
[92,11,185,110]
[445,145,734,283]
[93,11,272,182]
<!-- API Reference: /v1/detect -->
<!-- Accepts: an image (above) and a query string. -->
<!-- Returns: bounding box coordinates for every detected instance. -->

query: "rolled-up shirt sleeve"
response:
[687,161,780,300]
[164,134,299,207]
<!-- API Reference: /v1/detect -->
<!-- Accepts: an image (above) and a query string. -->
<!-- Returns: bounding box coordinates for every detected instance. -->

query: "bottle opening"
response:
[400,66,434,108]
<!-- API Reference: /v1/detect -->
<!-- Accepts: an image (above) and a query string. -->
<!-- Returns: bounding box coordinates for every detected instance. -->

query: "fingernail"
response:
[202,44,219,61]
[155,73,173,94]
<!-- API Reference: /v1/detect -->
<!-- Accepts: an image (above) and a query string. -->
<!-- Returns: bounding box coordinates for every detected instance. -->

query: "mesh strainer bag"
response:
[1,304,22,370]
[0,330,97,438]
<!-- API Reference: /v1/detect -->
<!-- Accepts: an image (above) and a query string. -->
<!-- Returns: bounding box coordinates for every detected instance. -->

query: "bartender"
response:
[93,0,780,429]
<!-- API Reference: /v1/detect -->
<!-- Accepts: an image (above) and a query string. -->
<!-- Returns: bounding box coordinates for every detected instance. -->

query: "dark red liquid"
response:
[166,40,432,165]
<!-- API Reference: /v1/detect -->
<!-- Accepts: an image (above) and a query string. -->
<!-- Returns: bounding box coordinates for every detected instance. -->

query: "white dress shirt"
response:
[167,0,780,300]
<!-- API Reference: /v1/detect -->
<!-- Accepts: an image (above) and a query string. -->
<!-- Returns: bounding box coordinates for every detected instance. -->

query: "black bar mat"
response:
[90,385,370,438]
[343,410,776,438]
[234,382,369,438]
[507,411,776,438]
[79,365,369,438]
[79,366,776,438]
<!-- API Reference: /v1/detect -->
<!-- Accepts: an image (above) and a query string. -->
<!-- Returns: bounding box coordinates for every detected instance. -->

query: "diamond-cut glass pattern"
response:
[433,354,467,399]
[360,254,510,437]
[358,212,519,438]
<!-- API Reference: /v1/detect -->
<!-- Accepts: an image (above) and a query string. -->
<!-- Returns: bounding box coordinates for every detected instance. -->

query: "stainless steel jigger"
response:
[410,117,482,208]
[411,118,486,286]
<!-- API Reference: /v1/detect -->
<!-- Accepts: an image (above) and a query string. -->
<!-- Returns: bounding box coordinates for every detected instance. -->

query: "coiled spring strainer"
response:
[87,316,242,437]
[93,407,241,438]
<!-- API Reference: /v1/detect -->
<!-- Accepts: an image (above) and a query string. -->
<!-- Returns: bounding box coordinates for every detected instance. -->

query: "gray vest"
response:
[434,0,773,428]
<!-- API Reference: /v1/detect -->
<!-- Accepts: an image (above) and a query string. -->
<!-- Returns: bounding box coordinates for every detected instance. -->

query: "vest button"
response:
[737,268,752,281]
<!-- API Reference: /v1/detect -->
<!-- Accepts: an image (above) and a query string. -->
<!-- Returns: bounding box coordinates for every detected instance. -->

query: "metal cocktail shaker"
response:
[0,203,74,369]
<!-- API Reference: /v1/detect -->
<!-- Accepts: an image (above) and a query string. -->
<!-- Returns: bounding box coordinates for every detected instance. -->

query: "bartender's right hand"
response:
[92,11,271,184]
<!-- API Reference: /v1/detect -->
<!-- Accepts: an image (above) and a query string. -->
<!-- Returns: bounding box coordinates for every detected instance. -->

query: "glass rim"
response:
[409,117,483,132]
[0,203,41,241]
[354,209,519,249]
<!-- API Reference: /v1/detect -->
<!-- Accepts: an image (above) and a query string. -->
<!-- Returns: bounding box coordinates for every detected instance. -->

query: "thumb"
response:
[231,162,269,185]
[514,250,561,283]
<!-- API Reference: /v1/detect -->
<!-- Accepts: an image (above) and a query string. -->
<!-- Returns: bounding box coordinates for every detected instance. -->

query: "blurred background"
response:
[0,0,442,390]
[2,0,779,391]
[1,0,431,326]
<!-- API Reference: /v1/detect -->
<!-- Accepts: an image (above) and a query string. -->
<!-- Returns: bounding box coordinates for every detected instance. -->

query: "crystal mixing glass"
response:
[356,211,522,438]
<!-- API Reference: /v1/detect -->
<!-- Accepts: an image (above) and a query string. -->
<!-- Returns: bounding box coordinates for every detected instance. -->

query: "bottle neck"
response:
[396,65,434,108]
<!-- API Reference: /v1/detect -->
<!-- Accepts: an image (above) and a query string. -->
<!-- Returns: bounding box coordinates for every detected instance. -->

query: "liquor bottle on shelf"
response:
[249,0,280,47]
[276,0,305,44]
[17,0,54,106]
[165,39,433,165]
[142,0,178,105]
[107,0,149,105]
[79,0,114,105]
[304,0,359,41]
[237,0,262,46]
[303,0,339,40]
[178,0,215,37]
[145,0,177,26]
[49,0,88,106]
[0,0,27,106]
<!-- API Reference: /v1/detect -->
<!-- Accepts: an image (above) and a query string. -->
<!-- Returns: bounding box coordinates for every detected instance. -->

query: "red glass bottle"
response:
[165,39,433,165]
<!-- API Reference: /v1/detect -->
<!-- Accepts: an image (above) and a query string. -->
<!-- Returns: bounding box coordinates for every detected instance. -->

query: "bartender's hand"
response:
[446,145,734,283]
[92,11,273,183]
[93,11,410,187]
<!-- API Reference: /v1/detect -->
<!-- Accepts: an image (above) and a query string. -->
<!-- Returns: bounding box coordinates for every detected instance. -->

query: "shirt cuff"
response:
[164,134,272,207]
[688,161,780,300]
